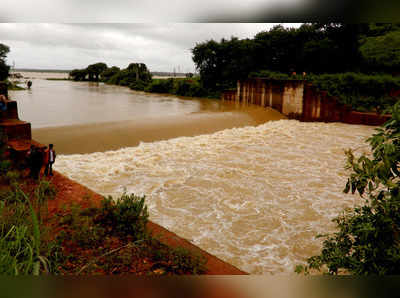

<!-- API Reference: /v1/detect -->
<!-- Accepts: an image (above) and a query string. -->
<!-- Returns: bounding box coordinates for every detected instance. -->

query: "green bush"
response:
[249,70,301,80]
[147,237,207,274]
[95,193,149,240]
[307,72,400,112]
[0,160,11,175]
[5,171,19,184]
[175,80,208,97]
[0,224,39,275]
[129,80,147,91]
[0,188,59,275]
[145,78,174,94]
[169,246,207,274]
[297,102,400,275]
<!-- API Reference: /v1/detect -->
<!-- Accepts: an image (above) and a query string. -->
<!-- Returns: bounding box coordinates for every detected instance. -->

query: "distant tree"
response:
[126,63,152,82]
[360,30,400,73]
[69,69,88,81]
[192,39,224,90]
[100,66,120,82]
[192,23,374,91]
[0,43,10,81]
[86,62,108,81]
[106,63,151,86]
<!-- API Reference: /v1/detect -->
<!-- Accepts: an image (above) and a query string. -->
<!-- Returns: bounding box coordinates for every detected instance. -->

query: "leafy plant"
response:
[145,78,174,94]
[296,102,400,275]
[0,187,55,275]
[5,171,20,184]
[307,72,400,112]
[95,193,149,240]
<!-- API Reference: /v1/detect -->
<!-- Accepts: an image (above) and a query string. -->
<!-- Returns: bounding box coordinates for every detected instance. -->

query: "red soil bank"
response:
[46,170,247,275]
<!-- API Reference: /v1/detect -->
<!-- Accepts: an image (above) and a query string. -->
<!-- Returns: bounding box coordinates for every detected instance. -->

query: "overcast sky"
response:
[0,23,301,72]
[1,0,306,22]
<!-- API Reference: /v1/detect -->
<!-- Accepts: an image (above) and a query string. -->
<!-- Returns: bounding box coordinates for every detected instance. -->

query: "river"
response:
[10,72,376,274]
[10,72,284,154]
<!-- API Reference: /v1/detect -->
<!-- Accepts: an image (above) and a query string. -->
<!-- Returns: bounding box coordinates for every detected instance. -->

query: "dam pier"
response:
[222,78,391,126]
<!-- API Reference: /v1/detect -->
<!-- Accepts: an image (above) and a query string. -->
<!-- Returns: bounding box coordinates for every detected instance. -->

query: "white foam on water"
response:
[55,119,376,274]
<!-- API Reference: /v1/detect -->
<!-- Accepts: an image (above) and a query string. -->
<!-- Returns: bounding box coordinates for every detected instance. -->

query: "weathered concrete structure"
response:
[0,82,31,141]
[0,100,32,141]
[0,82,43,161]
[222,79,391,125]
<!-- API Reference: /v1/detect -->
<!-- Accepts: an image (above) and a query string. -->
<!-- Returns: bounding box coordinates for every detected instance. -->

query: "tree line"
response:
[0,44,10,82]
[192,23,400,91]
[69,62,152,86]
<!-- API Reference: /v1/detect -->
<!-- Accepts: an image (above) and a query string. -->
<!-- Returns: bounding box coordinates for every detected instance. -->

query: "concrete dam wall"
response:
[222,78,391,126]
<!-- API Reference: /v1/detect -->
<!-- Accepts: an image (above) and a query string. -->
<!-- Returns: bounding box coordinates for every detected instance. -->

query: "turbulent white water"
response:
[55,119,376,274]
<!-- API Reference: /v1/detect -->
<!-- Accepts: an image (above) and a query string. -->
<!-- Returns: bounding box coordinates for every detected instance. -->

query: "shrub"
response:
[296,102,400,275]
[249,70,298,80]
[0,160,11,176]
[145,79,174,94]
[168,246,207,274]
[5,171,19,184]
[174,80,208,97]
[147,237,207,274]
[95,193,149,240]
[307,72,400,112]
[0,188,57,275]
[129,80,147,91]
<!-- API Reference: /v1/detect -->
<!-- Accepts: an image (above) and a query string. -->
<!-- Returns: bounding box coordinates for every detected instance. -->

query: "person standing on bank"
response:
[31,147,43,180]
[44,144,56,176]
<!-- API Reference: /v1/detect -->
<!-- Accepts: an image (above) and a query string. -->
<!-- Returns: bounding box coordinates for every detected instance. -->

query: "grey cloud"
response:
[0,23,297,71]
[2,0,272,22]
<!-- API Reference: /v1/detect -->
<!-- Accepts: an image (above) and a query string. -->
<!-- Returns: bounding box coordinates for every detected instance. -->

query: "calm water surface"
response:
[10,74,229,128]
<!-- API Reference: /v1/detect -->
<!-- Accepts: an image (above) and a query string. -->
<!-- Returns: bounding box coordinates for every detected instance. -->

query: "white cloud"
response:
[0,0,304,22]
[0,23,301,71]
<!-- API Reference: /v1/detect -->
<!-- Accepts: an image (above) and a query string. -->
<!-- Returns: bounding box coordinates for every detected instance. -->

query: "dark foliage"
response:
[297,103,400,275]
[0,44,10,81]
[192,23,399,92]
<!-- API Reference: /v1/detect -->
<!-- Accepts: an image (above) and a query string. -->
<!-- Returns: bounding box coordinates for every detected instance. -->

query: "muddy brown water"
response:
[10,72,377,274]
[10,72,284,154]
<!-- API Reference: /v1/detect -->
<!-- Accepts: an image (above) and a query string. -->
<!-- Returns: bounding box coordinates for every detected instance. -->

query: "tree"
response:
[86,62,108,81]
[126,63,152,82]
[69,69,88,81]
[296,102,400,275]
[0,43,10,81]
[100,66,120,82]
[360,30,400,73]
[192,23,371,91]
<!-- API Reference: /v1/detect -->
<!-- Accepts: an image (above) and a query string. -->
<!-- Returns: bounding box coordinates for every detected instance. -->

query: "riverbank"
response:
[33,106,285,154]
[46,170,246,274]
[0,166,246,275]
